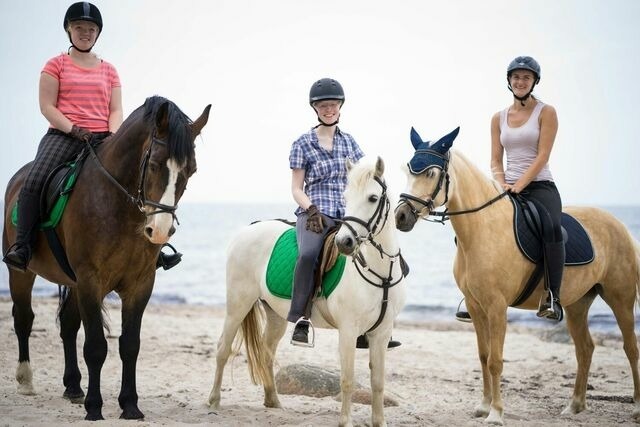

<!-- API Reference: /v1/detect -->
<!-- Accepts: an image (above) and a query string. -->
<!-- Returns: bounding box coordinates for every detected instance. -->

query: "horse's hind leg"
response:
[561,289,597,415]
[207,294,258,409]
[601,284,640,419]
[261,303,286,408]
[9,269,36,395]
[59,287,85,403]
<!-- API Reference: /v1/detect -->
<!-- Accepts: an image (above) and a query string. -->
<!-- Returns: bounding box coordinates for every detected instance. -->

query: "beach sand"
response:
[0,296,637,426]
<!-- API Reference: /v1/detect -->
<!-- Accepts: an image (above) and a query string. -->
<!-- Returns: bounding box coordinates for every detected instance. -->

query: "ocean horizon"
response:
[1,202,639,335]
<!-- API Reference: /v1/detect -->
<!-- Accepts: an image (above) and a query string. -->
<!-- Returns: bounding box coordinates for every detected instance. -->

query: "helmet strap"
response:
[507,82,536,107]
[315,116,339,127]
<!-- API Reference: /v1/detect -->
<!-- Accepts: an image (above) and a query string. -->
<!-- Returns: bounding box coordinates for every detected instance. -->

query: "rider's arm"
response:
[490,112,508,189]
[39,72,74,133]
[108,86,123,134]
[291,168,313,211]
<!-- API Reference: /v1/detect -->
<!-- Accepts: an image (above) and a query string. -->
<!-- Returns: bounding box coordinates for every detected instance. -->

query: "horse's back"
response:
[226,219,292,280]
[3,162,31,207]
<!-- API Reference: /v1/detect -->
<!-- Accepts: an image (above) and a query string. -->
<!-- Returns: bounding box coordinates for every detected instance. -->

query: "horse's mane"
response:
[143,96,194,165]
[451,150,503,194]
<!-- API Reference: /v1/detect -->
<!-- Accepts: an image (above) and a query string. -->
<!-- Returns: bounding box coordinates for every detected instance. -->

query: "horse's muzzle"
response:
[395,203,418,232]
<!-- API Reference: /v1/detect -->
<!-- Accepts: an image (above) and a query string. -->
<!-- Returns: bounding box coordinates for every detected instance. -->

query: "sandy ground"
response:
[0,296,638,426]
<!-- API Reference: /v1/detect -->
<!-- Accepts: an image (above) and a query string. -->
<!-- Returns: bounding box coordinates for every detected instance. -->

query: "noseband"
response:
[86,132,181,224]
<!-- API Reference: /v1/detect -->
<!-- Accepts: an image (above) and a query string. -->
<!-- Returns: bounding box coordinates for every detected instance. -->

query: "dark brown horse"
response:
[2,96,210,421]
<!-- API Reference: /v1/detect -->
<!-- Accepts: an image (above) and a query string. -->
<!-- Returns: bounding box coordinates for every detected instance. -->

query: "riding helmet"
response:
[63,2,103,32]
[507,56,540,83]
[309,78,345,106]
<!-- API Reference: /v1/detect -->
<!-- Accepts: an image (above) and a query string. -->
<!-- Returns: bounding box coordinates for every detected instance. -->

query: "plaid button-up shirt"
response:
[289,127,364,218]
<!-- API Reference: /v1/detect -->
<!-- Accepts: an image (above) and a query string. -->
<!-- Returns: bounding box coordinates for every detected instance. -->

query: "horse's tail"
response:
[56,286,110,335]
[240,301,272,386]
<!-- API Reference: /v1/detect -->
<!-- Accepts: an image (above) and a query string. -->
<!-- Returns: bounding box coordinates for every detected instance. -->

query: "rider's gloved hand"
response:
[305,204,324,234]
[69,125,93,143]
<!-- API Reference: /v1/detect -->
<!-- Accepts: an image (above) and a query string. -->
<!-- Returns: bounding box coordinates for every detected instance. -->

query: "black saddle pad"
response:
[510,196,594,266]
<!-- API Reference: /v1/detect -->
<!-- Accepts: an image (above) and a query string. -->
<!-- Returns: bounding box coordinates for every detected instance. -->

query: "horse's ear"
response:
[156,101,170,136]
[191,104,212,138]
[375,156,385,178]
[410,127,423,150]
[431,126,460,153]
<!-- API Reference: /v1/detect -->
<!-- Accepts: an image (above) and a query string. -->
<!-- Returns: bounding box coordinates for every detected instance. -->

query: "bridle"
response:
[85,131,181,224]
[397,150,508,224]
[339,175,408,334]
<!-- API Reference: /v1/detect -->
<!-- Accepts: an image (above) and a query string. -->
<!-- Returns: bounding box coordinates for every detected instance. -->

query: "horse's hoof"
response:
[63,389,85,404]
[84,412,104,421]
[632,404,640,421]
[17,383,36,395]
[485,409,504,425]
[561,400,585,415]
[120,406,145,420]
[473,403,490,418]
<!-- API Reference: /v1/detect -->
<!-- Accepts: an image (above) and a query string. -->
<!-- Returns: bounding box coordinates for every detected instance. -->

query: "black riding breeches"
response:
[520,180,563,243]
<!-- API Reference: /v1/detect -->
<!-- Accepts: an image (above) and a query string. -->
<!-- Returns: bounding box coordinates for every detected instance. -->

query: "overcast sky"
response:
[1,0,638,206]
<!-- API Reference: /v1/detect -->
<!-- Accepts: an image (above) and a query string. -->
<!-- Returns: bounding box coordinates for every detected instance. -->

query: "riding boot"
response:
[355,334,402,349]
[156,243,183,270]
[537,241,565,322]
[3,192,41,272]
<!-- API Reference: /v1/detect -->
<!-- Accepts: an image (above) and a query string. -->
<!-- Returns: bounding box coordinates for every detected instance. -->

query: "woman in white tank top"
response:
[455,56,565,323]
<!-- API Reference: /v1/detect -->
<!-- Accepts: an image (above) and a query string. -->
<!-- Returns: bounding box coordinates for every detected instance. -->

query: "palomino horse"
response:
[394,127,640,425]
[208,156,406,427]
[3,96,210,421]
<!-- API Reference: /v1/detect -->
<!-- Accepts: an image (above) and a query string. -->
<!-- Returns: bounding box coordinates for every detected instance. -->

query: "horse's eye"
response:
[149,162,159,173]
[368,195,379,203]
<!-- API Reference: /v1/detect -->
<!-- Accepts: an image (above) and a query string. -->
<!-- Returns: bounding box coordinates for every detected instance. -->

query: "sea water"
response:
[1,203,638,335]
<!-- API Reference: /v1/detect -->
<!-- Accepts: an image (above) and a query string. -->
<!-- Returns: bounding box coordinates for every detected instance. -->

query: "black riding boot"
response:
[3,192,41,272]
[156,243,182,270]
[537,241,565,321]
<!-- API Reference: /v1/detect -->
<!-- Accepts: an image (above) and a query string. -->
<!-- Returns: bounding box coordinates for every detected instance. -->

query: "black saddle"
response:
[510,195,594,266]
[509,194,594,307]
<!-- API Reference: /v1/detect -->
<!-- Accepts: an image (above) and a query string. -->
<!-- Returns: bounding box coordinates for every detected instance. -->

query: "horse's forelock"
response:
[143,96,195,166]
[347,160,377,192]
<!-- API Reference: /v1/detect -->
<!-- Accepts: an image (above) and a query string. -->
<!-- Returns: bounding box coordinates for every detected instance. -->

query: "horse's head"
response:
[395,126,459,232]
[336,156,390,255]
[137,96,211,244]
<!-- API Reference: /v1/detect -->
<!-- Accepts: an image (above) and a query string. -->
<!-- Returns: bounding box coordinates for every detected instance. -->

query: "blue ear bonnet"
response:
[407,127,460,175]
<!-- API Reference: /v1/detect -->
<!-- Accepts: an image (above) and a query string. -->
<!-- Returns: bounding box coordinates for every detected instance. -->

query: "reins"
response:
[339,175,408,334]
[85,132,179,223]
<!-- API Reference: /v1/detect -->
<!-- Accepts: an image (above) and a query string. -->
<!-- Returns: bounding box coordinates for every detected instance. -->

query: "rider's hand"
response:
[305,204,324,234]
[69,125,93,143]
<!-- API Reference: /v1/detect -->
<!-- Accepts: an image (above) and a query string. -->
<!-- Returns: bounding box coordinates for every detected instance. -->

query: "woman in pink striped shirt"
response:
[4,2,121,271]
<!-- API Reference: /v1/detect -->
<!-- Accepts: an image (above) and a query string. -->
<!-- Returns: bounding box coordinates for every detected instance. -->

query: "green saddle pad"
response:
[266,228,346,299]
[11,162,80,230]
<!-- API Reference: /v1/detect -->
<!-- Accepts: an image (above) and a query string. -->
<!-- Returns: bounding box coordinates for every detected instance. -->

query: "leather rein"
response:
[339,175,408,334]
[85,132,180,223]
[397,149,508,224]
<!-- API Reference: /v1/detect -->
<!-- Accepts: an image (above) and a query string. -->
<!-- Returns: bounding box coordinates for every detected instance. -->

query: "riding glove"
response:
[305,204,324,233]
[69,125,93,143]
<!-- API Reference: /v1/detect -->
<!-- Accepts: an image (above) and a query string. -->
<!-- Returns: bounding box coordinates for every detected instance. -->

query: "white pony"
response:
[208,156,407,427]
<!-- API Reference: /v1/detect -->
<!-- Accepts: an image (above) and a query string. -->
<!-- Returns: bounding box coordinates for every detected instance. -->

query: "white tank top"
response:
[499,101,553,184]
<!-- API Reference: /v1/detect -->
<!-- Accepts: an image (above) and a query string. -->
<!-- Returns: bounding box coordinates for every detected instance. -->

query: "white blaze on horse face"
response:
[148,159,181,244]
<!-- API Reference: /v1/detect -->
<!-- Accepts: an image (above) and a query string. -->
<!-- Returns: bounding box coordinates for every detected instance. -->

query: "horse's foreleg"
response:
[117,289,151,420]
[368,332,390,427]
[485,306,507,426]
[59,288,84,403]
[338,329,357,427]
[562,293,596,416]
[261,304,287,408]
[77,289,108,421]
[466,298,491,418]
[9,270,36,395]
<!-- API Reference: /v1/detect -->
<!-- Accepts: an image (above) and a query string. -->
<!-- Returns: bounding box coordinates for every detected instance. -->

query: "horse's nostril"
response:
[145,227,153,238]
[345,237,353,248]
[169,226,176,237]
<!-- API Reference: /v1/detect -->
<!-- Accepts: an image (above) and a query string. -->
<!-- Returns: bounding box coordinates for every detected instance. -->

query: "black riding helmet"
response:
[63,2,103,52]
[309,78,345,127]
[507,56,541,105]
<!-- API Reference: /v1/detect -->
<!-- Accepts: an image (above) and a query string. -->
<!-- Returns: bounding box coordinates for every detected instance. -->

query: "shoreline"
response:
[0,296,637,426]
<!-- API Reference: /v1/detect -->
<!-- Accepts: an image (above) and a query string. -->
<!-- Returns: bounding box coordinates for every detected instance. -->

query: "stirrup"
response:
[290,317,315,348]
[537,290,563,321]
[156,243,182,270]
[455,298,472,323]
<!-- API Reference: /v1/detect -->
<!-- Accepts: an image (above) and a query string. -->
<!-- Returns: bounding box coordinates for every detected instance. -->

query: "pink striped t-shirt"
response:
[42,53,121,132]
